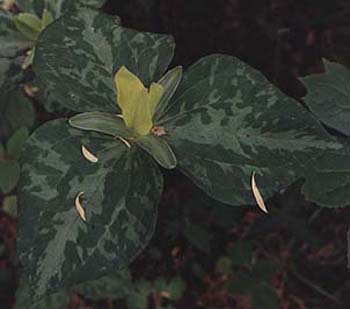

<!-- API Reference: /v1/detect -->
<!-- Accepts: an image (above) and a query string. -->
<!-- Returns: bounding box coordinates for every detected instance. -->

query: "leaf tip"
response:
[117,136,131,149]
[251,171,268,214]
[81,145,99,163]
[75,192,87,222]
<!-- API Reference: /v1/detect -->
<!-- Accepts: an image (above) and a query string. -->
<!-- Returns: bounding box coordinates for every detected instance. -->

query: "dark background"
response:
[1,0,350,308]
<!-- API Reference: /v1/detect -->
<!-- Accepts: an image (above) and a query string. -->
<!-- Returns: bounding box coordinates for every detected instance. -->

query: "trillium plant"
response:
[13,4,350,307]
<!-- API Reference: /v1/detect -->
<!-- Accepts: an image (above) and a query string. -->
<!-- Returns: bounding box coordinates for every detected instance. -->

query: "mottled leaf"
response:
[34,8,175,112]
[73,269,132,300]
[159,55,339,206]
[15,281,70,309]
[136,134,177,169]
[16,0,107,17]
[17,119,163,304]
[302,136,350,207]
[302,59,350,136]
[29,77,71,114]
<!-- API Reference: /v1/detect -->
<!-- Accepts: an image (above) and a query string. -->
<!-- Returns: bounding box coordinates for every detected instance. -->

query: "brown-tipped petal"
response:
[81,145,98,163]
[75,192,87,222]
[251,171,268,213]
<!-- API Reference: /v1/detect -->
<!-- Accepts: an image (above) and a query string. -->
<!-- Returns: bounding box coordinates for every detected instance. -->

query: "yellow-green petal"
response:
[114,66,164,136]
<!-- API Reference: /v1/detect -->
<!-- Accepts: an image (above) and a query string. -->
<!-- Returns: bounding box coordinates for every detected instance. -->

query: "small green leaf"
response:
[215,256,233,275]
[252,283,280,309]
[136,134,177,169]
[13,13,42,41]
[2,195,17,217]
[73,270,132,300]
[6,127,29,160]
[183,224,211,254]
[154,66,183,121]
[128,280,153,309]
[252,260,278,282]
[166,277,186,300]
[228,241,253,266]
[154,277,167,293]
[40,9,53,30]
[227,271,255,294]
[0,160,20,194]
[69,111,129,137]
[115,66,164,136]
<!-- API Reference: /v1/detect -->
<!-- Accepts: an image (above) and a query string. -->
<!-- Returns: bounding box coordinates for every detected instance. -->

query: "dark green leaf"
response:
[166,276,186,300]
[30,77,71,114]
[227,271,255,294]
[15,281,70,309]
[127,280,152,309]
[6,127,29,159]
[0,88,35,140]
[252,283,280,309]
[302,59,350,136]
[0,11,31,58]
[215,256,233,275]
[69,111,129,137]
[302,136,350,207]
[252,260,278,282]
[34,8,175,112]
[0,58,24,90]
[154,277,167,292]
[136,134,177,169]
[154,66,183,121]
[17,119,163,304]
[73,269,133,300]
[183,224,211,254]
[0,160,20,193]
[16,0,108,16]
[160,55,339,206]
[228,241,253,266]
